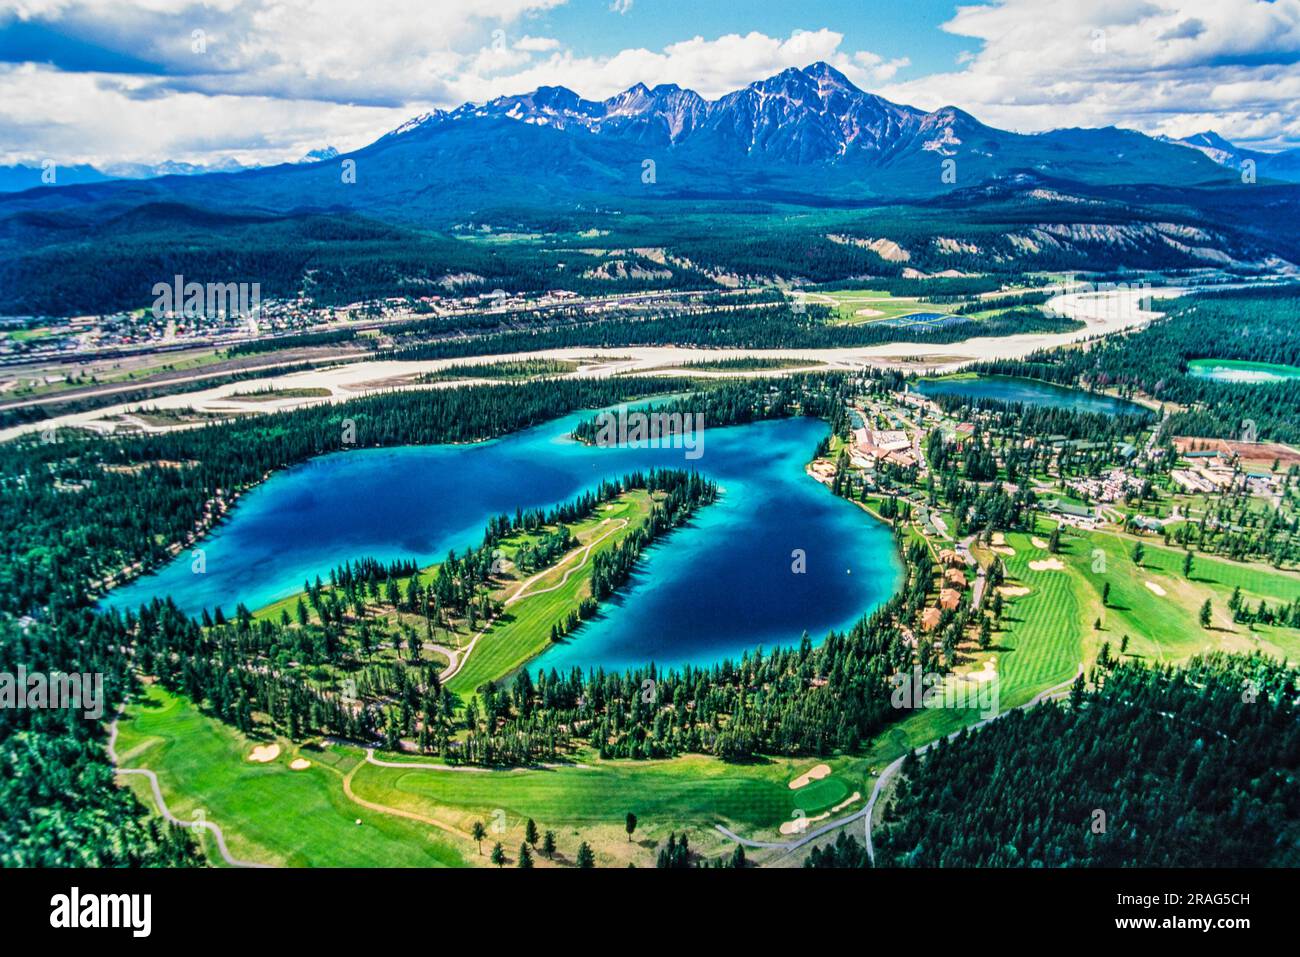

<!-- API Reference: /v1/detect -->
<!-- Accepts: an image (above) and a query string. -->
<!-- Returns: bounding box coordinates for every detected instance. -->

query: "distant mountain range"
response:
[4,64,1298,209]
[1160,130,1300,183]
[2,63,1298,317]
[0,146,340,193]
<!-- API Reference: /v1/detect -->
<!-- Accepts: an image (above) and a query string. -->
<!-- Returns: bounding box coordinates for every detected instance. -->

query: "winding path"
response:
[106,717,270,868]
[861,664,1084,863]
[712,664,1085,862]
[340,752,473,841]
[437,517,628,683]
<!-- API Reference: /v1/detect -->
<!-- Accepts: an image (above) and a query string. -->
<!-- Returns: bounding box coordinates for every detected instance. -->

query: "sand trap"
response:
[831,791,862,813]
[1145,581,1167,597]
[992,533,1007,546]
[998,585,1031,597]
[289,758,311,770]
[854,307,884,318]
[992,546,1016,556]
[780,810,831,835]
[248,744,281,763]
[1031,537,1050,549]
[1028,558,1065,572]
[789,763,832,789]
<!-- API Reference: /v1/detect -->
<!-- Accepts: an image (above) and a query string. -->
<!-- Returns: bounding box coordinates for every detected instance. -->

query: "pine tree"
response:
[471,820,486,854]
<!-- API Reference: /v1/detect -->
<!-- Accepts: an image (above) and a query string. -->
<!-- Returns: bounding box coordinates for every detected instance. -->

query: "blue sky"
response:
[1,0,1297,167]
[531,0,971,76]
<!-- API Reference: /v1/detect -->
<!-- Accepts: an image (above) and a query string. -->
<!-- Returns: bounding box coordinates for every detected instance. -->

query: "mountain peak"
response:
[801,61,855,89]
[1181,130,1236,151]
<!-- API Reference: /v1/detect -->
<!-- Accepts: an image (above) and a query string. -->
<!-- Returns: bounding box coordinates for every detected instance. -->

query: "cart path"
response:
[713,664,1084,862]
[437,517,628,682]
[106,716,271,868]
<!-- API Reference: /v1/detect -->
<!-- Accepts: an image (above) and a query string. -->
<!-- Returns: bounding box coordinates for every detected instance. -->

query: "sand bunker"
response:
[992,546,1016,556]
[248,744,281,763]
[831,792,862,814]
[289,758,311,770]
[992,533,1007,546]
[789,763,832,790]
[1028,558,1065,572]
[998,585,1031,597]
[780,811,831,835]
[1145,581,1167,597]
[1031,537,1050,549]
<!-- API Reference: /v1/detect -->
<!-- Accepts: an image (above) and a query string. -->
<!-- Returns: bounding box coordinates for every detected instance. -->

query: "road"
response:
[711,664,1084,863]
[956,533,988,609]
[862,663,1085,864]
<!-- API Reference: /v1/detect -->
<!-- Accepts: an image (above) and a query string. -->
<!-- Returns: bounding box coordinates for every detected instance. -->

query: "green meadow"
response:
[446,492,652,694]
[114,684,468,867]
[808,288,934,325]
[114,683,872,866]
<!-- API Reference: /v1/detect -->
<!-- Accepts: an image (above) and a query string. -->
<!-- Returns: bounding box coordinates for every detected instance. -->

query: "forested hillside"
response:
[874,653,1300,867]
[973,285,1300,443]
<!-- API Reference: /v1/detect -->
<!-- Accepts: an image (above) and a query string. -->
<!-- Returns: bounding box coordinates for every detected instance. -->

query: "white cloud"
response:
[877,0,1300,148]
[4,0,1297,167]
[459,29,900,102]
[0,62,419,166]
[0,8,916,165]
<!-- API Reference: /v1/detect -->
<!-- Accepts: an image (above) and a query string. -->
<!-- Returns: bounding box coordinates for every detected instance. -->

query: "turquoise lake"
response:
[105,410,904,675]
[1187,358,1300,384]
[912,374,1144,415]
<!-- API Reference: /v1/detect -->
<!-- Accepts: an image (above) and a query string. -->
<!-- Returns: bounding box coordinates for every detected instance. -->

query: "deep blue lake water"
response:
[912,374,1144,415]
[105,410,904,674]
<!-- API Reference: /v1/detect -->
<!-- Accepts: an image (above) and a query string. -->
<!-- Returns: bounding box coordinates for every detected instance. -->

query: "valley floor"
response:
[0,285,1181,443]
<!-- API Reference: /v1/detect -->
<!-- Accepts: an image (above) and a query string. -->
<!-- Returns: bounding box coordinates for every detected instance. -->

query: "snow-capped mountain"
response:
[388,62,986,165]
[365,61,1241,199]
[1,64,1266,219]
[1161,131,1300,183]
[297,146,340,164]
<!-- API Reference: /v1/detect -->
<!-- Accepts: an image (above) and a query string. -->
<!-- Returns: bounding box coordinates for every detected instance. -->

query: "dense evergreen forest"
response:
[0,213,712,315]
[113,581,926,765]
[873,653,1300,867]
[971,285,1300,443]
[0,612,202,866]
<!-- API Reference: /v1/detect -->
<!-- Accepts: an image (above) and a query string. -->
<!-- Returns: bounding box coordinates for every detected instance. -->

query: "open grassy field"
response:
[804,288,937,325]
[978,520,1300,682]
[114,684,468,867]
[114,683,874,867]
[868,515,1300,764]
[1063,525,1300,662]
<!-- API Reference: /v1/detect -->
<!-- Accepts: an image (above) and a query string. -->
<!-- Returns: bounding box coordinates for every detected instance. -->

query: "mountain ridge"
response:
[9,62,1299,204]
